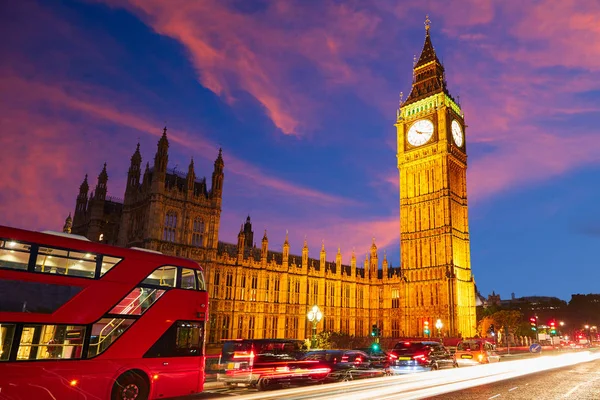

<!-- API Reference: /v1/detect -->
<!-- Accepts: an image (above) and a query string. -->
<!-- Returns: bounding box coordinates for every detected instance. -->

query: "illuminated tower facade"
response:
[395,17,476,338]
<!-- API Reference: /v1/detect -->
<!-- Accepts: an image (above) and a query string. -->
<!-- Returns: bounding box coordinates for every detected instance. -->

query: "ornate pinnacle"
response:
[425,14,431,32]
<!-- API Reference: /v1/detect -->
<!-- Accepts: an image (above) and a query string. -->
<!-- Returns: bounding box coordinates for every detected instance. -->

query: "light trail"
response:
[231,351,600,400]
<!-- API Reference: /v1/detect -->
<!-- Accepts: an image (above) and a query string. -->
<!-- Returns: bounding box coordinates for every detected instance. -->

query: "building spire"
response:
[62,213,72,234]
[403,16,451,106]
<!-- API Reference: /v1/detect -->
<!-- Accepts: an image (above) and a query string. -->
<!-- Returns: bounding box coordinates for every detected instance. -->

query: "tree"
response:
[477,310,524,344]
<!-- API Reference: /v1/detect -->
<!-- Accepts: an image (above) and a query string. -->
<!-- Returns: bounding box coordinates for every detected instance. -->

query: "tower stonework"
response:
[395,17,476,338]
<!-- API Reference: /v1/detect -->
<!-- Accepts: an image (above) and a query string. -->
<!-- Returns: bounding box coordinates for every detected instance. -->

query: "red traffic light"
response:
[529,317,536,323]
[550,322,556,327]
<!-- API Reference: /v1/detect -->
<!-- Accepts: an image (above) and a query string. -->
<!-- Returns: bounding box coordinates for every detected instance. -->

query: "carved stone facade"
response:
[394,18,477,337]
[72,127,223,266]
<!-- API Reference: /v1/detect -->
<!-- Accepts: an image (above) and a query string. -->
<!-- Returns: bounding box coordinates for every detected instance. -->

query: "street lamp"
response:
[307,305,323,349]
[435,319,443,341]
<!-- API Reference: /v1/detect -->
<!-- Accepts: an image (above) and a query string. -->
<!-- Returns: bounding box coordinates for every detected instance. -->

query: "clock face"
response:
[451,120,463,147]
[407,119,434,147]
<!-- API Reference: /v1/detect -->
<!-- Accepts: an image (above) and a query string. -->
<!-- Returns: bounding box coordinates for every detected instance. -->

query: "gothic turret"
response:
[94,163,108,201]
[186,158,196,193]
[142,162,151,189]
[88,163,108,241]
[320,241,326,271]
[335,247,342,277]
[302,237,309,269]
[261,230,269,261]
[243,216,254,249]
[350,248,356,278]
[237,224,245,263]
[126,143,142,195]
[370,238,378,279]
[73,174,89,227]
[382,250,389,278]
[282,230,290,268]
[211,148,224,203]
[154,127,169,175]
[62,213,72,234]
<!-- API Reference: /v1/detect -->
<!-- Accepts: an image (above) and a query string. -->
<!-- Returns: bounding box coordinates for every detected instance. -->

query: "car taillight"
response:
[389,354,398,360]
[275,366,290,372]
[354,357,362,364]
[413,353,428,362]
[310,367,331,375]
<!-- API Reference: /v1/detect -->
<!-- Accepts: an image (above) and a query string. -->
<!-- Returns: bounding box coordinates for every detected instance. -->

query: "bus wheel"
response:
[112,370,149,400]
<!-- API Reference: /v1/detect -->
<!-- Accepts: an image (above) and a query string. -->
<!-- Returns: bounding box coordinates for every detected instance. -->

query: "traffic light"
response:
[550,321,556,335]
[424,321,430,337]
[530,316,538,331]
[371,342,380,351]
[489,324,495,337]
[371,324,377,337]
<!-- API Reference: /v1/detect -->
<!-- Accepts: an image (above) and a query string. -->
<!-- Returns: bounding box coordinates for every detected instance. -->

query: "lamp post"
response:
[435,319,443,342]
[307,305,323,349]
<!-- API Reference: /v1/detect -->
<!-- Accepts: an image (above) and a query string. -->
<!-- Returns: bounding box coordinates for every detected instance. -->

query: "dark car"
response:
[217,339,323,390]
[354,347,391,369]
[302,349,386,382]
[387,341,457,374]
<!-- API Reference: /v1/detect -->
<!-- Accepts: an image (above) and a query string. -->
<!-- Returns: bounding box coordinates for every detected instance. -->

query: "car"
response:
[353,347,391,369]
[217,339,326,390]
[302,349,386,382]
[387,341,457,374]
[454,339,500,366]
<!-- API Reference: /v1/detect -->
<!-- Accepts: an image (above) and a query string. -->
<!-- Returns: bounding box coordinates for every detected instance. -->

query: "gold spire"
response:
[425,14,431,32]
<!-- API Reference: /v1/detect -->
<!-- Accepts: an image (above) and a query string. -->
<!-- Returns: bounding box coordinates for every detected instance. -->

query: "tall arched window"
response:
[192,218,204,247]
[163,212,177,242]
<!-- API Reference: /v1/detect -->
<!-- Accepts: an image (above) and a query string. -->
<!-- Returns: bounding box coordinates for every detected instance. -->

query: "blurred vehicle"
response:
[387,341,457,374]
[302,349,386,382]
[217,339,327,390]
[354,347,391,369]
[454,339,500,366]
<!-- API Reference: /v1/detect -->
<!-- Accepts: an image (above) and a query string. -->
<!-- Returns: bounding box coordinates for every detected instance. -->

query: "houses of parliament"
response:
[65,19,477,347]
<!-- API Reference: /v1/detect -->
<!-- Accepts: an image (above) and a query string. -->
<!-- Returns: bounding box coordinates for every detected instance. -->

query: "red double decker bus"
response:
[0,225,209,400]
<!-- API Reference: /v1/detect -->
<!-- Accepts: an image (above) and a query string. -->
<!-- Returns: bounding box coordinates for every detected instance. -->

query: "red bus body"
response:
[0,225,209,400]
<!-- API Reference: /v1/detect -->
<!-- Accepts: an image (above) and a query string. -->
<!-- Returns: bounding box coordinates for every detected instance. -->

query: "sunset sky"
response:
[1,0,600,301]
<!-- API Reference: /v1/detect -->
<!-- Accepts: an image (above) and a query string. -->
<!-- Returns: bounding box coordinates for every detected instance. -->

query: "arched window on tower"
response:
[163,212,177,242]
[192,218,204,247]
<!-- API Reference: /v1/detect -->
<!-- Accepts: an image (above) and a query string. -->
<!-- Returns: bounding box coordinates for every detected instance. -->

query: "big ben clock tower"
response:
[396,16,476,338]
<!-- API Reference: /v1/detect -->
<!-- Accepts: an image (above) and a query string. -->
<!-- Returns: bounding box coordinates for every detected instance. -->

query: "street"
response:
[183,351,600,399]
[431,357,600,399]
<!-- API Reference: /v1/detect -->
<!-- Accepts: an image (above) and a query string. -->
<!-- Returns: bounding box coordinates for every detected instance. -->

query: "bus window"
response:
[34,247,96,278]
[144,321,204,358]
[17,324,86,360]
[0,323,16,361]
[0,279,83,313]
[109,287,166,315]
[0,240,30,271]
[100,255,122,276]
[87,318,136,357]
[180,268,197,290]
[142,266,177,287]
